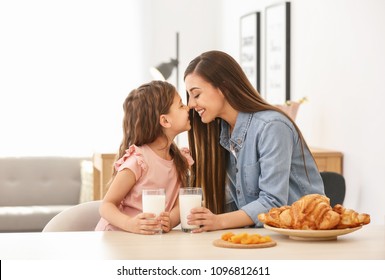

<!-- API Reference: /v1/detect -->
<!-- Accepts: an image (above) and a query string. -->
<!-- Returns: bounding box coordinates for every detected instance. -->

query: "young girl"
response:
[95,80,193,234]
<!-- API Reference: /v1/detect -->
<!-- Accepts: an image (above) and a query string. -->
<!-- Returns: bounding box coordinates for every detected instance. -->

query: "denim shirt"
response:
[220,111,324,227]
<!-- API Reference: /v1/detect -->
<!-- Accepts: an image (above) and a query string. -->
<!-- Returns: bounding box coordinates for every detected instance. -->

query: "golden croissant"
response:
[258,194,370,230]
[332,204,371,229]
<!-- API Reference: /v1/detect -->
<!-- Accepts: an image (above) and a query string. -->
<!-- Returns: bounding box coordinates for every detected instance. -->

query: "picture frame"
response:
[240,12,261,92]
[265,2,291,104]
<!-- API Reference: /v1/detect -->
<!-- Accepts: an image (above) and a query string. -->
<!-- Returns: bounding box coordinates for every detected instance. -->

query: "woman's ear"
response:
[159,114,172,128]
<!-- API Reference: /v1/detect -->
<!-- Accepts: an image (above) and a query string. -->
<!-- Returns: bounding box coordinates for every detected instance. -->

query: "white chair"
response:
[42,200,102,232]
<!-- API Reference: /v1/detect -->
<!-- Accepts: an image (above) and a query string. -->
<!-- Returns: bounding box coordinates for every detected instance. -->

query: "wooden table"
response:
[0,225,383,260]
[93,148,343,200]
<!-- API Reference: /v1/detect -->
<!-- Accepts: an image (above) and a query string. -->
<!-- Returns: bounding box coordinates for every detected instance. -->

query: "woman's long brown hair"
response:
[184,50,310,214]
[108,80,190,190]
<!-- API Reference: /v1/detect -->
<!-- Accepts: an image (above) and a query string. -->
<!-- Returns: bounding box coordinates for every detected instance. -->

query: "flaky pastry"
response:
[332,204,371,229]
[258,194,370,230]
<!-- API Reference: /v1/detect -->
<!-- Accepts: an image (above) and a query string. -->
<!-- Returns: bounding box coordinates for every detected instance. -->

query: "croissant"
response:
[257,205,292,228]
[259,194,341,230]
[258,194,370,230]
[290,194,341,229]
[332,204,371,229]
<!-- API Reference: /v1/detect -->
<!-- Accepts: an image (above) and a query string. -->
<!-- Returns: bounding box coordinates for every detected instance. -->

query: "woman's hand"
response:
[125,213,162,235]
[187,208,255,233]
[187,207,223,233]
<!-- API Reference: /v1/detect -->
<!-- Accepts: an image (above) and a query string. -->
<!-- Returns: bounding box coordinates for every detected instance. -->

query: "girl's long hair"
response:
[184,50,309,214]
[109,80,189,189]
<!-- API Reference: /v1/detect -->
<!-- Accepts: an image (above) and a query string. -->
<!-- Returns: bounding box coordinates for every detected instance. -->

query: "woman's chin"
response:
[200,115,213,124]
[199,113,207,123]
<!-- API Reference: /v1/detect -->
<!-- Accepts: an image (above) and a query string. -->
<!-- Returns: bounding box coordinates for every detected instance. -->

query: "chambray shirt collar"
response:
[220,112,253,151]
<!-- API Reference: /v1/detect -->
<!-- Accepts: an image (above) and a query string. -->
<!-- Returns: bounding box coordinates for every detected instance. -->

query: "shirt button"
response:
[237,189,240,195]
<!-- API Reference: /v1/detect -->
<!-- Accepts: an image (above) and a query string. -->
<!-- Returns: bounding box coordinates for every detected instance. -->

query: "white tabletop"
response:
[0,225,384,260]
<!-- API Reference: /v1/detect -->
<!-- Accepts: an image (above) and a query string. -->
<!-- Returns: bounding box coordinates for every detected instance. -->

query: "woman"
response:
[184,50,324,232]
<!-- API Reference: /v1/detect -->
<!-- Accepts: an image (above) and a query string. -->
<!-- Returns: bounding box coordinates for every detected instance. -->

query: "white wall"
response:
[0,0,145,156]
[219,0,385,225]
[292,0,385,226]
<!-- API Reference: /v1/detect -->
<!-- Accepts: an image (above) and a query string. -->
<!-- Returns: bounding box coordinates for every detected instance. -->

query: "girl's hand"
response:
[159,212,172,233]
[187,207,223,233]
[126,213,162,235]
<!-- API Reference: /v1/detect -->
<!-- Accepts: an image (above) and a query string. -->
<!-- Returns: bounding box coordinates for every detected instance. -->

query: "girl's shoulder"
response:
[114,145,147,172]
[179,147,195,166]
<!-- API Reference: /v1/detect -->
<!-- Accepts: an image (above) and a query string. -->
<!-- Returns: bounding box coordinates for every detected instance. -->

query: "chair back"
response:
[42,200,101,232]
[320,172,346,207]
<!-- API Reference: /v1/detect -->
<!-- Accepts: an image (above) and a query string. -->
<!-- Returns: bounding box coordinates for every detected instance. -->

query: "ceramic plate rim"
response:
[264,224,362,239]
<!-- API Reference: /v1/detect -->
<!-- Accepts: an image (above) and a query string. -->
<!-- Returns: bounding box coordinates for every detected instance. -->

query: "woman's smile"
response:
[196,108,205,117]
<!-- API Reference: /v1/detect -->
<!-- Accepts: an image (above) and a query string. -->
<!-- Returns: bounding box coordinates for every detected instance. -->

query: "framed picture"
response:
[240,12,261,92]
[265,2,291,104]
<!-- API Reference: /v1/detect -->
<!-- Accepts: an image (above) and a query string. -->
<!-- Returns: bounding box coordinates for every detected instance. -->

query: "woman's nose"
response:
[187,98,195,108]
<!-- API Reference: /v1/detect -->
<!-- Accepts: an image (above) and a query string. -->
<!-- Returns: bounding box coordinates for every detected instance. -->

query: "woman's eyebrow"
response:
[188,86,200,92]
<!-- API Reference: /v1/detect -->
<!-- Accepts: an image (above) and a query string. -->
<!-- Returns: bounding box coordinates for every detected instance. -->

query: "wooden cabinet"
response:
[310,147,343,175]
[92,148,343,200]
[92,153,116,200]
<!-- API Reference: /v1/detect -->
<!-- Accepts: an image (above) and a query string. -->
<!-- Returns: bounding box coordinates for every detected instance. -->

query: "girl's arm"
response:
[99,169,157,234]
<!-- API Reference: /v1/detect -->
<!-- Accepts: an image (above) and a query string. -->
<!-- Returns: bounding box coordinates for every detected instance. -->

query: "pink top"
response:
[95,144,194,231]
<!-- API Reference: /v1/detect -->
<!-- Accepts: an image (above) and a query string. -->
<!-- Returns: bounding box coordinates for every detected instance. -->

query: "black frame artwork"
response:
[240,12,261,93]
[265,2,291,104]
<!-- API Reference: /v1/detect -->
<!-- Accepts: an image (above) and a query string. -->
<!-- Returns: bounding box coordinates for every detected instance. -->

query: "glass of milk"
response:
[179,187,202,232]
[142,188,166,234]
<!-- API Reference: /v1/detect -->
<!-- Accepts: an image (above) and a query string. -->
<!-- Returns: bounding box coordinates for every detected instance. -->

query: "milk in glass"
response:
[142,193,165,216]
[142,189,165,233]
[179,188,202,232]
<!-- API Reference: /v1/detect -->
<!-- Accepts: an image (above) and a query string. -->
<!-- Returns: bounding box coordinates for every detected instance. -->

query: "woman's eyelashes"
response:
[191,93,200,99]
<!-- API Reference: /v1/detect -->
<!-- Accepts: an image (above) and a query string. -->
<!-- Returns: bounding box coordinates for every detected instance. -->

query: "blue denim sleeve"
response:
[241,120,296,227]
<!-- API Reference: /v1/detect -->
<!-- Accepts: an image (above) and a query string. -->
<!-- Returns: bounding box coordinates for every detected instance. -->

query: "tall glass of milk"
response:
[142,188,165,234]
[179,187,202,232]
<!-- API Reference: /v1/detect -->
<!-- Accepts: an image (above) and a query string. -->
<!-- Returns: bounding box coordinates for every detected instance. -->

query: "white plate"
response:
[264,224,362,241]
